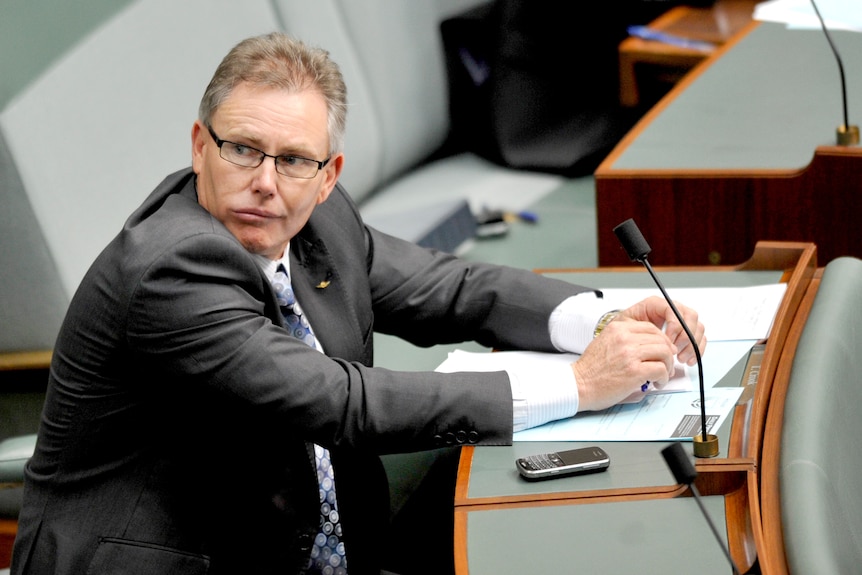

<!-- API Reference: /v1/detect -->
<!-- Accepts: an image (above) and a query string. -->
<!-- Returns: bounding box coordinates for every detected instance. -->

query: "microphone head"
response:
[613,218,652,262]
[661,443,698,486]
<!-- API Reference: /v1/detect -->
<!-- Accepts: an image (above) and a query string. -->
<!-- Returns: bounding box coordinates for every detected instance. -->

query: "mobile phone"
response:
[515,446,610,481]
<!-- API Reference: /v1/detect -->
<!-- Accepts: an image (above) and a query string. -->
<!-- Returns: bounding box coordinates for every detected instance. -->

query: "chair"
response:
[759,256,862,574]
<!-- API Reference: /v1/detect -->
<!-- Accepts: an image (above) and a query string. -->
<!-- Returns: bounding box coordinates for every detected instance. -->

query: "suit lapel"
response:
[289,231,366,362]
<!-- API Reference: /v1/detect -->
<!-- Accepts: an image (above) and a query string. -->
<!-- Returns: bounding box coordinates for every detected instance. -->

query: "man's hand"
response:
[618,296,706,367]
[571,296,706,412]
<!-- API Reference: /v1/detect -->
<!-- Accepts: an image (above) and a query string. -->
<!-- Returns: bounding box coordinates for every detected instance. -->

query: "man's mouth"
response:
[234,208,278,222]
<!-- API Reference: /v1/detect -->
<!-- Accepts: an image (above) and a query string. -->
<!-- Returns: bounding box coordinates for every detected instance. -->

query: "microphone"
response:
[662,442,741,575]
[809,0,859,146]
[613,218,718,458]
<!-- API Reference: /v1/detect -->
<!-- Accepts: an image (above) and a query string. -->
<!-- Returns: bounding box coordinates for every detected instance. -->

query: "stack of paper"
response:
[434,284,786,441]
[754,0,862,32]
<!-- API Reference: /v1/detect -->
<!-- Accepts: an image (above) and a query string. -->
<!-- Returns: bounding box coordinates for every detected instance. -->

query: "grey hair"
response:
[198,32,348,155]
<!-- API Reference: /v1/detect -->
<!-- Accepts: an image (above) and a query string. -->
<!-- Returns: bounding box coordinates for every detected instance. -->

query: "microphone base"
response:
[692,434,720,458]
[837,124,860,146]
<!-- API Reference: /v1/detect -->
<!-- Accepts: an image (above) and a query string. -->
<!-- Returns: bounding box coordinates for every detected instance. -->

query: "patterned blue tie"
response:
[272,266,318,349]
[271,265,347,574]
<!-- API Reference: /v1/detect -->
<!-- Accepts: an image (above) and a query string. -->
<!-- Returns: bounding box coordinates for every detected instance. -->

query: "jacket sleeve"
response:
[125,226,514,454]
[365,223,594,351]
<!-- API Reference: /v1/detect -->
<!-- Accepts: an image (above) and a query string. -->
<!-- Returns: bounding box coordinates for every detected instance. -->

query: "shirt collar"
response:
[252,245,290,281]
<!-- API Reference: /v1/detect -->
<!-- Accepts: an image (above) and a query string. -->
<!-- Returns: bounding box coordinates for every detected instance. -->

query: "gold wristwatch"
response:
[593,310,621,338]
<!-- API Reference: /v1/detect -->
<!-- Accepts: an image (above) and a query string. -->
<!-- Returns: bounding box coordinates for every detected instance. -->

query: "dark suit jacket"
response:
[12,168,588,574]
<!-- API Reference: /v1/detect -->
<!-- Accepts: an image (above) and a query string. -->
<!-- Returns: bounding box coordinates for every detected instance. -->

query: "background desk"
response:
[618,0,757,108]
[454,242,817,574]
[596,21,862,267]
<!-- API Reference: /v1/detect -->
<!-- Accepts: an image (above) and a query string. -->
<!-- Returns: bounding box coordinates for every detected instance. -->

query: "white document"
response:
[513,386,744,442]
[436,340,757,442]
[436,349,694,403]
[596,284,786,341]
[754,0,862,32]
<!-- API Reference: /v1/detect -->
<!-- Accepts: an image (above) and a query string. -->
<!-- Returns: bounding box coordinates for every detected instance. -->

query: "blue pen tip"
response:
[518,211,538,223]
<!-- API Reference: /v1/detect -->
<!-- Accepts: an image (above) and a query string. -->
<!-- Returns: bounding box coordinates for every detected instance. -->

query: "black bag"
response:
[441,1,689,176]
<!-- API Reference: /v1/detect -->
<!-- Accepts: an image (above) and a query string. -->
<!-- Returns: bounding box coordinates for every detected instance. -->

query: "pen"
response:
[502,211,539,224]
[517,210,538,223]
[626,25,716,52]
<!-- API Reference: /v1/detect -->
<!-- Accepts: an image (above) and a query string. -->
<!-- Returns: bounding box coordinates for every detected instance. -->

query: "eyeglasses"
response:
[206,124,331,179]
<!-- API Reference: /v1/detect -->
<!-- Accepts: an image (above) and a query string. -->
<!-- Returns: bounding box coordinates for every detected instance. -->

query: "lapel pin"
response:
[315,280,331,289]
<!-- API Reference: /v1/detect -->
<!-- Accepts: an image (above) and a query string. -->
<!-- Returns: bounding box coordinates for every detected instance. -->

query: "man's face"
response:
[192,82,343,260]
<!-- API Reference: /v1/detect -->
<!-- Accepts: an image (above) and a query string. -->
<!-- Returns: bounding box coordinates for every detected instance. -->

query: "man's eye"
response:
[230,143,251,156]
[280,155,301,166]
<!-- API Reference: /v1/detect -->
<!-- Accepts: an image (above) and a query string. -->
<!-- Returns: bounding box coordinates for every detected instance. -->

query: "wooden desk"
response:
[454,242,817,574]
[0,351,51,372]
[618,0,757,108]
[757,267,823,574]
[598,21,862,267]
[0,519,15,570]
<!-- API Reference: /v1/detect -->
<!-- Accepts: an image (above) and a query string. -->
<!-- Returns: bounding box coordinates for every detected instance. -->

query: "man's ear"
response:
[191,120,206,174]
[316,153,344,205]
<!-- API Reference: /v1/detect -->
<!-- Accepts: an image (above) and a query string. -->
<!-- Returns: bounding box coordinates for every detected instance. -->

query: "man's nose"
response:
[252,156,280,196]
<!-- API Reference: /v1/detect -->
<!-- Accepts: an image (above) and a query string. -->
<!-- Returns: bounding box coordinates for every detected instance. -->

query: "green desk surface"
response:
[465,347,751,501]
[465,496,732,574]
[611,22,862,171]
[464,269,780,501]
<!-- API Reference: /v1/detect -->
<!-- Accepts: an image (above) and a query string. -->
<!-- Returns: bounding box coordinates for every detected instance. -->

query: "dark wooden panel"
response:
[596,146,862,266]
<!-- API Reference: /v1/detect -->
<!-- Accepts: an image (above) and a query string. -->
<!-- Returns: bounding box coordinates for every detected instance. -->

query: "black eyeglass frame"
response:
[206,124,331,179]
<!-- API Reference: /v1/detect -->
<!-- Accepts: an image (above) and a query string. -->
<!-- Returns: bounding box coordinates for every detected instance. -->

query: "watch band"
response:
[593,310,621,338]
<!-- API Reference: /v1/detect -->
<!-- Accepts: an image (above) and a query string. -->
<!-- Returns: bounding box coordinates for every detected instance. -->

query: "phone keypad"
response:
[520,453,563,470]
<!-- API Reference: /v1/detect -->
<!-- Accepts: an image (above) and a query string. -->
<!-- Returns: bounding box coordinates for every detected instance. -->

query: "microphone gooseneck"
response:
[661,443,741,575]
[809,0,860,145]
[613,219,718,458]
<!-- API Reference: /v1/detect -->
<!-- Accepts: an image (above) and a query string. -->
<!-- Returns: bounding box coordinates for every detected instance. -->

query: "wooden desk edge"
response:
[457,242,817,574]
[455,457,751,510]
[753,273,822,575]
[742,242,817,458]
[534,240,816,276]
[595,145,862,182]
[599,19,762,175]
[0,350,52,372]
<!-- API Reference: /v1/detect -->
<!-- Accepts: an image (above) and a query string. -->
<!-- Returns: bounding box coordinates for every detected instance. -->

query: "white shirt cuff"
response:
[549,292,614,354]
[509,365,579,432]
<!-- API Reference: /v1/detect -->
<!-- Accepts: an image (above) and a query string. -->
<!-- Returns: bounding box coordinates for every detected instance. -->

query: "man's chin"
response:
[226,223,289,260]
[232,233,278,260]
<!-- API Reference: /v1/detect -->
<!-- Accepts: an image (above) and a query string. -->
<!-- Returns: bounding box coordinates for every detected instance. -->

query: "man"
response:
[12,33,705,574]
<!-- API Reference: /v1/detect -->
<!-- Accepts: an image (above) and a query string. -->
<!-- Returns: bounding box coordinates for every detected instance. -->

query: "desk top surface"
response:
[464,496,732,574]
[464,349,750,502]
[611,22,862,171]
[461,268,781,502]
[457,250,815,574]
